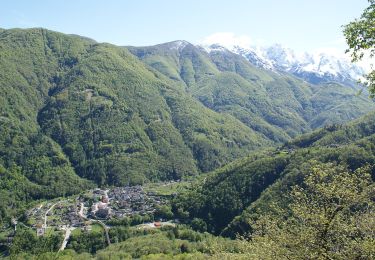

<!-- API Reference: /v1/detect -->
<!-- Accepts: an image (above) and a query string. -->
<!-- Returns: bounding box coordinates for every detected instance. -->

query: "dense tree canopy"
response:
[2,25,375,259]
[173,112,375,236]
[247,161,375,259]
[1,27,372,228]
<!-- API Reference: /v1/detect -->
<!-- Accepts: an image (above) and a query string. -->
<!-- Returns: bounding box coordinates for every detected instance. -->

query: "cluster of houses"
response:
[25,201,83,236]
[83,186,167,220]
[88,189,111,219]
[22,185,167,238]
[109,186,166,217]
[53,203,82,227]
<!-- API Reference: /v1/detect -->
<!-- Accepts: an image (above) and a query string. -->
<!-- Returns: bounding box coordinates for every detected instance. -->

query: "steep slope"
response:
[0,28,95,222]
[0,27,270,217]
[1,28,374,227]
[173,111,375,236]
[128,41,375,143]
[223,112,375,237]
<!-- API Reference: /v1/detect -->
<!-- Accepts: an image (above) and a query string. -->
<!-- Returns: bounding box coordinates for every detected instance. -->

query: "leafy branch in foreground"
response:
[246,161,375,259]
[344,0,375,95]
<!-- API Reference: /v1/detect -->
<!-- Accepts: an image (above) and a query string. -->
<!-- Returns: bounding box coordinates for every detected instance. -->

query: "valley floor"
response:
[1,182,181,254]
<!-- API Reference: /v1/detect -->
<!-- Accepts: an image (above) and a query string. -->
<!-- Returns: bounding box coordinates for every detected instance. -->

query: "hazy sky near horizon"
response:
[0,0,369,53]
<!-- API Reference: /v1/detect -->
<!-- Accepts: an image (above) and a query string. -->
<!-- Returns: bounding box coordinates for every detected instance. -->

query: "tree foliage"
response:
[129,40,375,141]
[173,112,375,236]
[10,228,63,256]
[247,161,375,259]
[0,27,374,227]
[344,0,375,95]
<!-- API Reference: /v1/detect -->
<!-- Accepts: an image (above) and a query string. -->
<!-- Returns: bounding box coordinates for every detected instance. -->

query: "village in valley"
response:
[2,183,181,251]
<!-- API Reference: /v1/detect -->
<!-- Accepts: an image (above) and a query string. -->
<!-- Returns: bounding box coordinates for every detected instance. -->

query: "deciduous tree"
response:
[344,0,375,95]
[248,161,375,259]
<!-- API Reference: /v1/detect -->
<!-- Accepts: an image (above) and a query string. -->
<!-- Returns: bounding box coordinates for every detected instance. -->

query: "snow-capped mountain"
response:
[290,52,366,86]
[202,43,366,88]
[164,40,190,51]
[232,45,274,70]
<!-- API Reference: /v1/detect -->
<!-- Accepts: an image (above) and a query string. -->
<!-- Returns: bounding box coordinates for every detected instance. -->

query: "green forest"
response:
[1,1,375,259]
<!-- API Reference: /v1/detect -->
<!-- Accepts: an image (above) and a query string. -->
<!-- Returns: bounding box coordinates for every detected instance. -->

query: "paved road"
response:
[59,227,74,251]
[78,202,85,218]
[37,203,43,211]
[98,219,111,245]
[44,203,56,228]
[77,202,111,245]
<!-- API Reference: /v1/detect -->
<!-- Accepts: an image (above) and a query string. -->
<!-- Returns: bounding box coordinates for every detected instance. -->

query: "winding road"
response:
[78,202,85,218]
[96,220,111,246]
[58,200,112,251]
[36,203,43,212]
[78,202,111,246]
[59,227,74,251]
[44,203,56,228]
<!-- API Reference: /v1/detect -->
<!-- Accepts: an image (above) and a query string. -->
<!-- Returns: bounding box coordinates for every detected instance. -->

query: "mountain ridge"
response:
[0,27,374,227]
[173,110,375,237]
[128,40,374,141]
[201,42,366,88]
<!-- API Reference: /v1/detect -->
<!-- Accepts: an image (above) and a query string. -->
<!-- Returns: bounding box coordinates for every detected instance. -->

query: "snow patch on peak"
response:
[265,44,298,69]
[169,40,189,51]
[200,44,229,53]
[197,32,370,85]
[232,45,275,71]
[230,43,366,85]
[292,51,366,81]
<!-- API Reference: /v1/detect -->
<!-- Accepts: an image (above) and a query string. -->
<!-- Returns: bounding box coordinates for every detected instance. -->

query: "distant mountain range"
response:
[129,39,373,135]
[202,43,366,88]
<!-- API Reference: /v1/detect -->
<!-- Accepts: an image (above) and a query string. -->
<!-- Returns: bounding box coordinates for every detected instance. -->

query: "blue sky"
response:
[0,0,368,52]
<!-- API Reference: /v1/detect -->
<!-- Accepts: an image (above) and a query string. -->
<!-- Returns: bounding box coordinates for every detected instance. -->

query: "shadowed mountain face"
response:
[128,41,375,142]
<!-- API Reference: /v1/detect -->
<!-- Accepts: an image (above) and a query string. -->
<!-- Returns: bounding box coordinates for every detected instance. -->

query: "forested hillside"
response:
[6,110,375,260]
[0,28,275,222]
[0,29,95,222]
[0,28,374,226]
[173,111,375,236]
[1,27,374,259]
[128,41,374,142]
[2,0,375,258]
